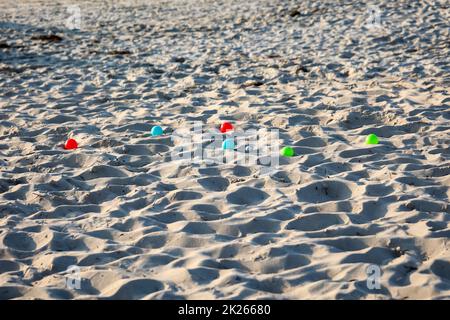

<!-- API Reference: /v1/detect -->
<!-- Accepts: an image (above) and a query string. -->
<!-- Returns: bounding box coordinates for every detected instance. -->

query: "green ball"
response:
[365,133,379,145]
[280,146,295,157]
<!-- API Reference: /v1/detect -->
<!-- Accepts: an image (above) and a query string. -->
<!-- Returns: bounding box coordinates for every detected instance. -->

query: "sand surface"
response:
[0,0,449,299]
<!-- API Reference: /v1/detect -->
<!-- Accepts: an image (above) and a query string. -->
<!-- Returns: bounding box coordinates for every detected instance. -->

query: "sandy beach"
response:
[0,0,449,299]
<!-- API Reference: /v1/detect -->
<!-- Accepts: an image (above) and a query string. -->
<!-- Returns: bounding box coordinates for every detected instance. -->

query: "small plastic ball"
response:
[220,122,233,133]
[151,125,164,136]
[64,138,78,150]
[280,146,294,157]
[222,139,235,150]
[365,133,379,145]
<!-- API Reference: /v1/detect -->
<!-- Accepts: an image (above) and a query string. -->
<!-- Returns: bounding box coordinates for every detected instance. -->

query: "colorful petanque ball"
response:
[222,138,235,150]
[365,133,379,145]
[151,125,164,136]
[64,138,78,150]
[280,146,294,157]
[220,122,233,133]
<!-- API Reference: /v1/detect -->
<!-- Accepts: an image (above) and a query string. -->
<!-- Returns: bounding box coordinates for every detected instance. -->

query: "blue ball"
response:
[222,138,235,150]
[151,125,163,136]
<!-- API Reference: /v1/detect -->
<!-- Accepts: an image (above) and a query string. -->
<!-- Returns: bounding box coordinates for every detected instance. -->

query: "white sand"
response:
[0,0,449,299]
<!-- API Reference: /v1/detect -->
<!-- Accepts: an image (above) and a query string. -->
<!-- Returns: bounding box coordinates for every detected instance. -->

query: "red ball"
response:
[64,138,78,150]
[220,122,233,133]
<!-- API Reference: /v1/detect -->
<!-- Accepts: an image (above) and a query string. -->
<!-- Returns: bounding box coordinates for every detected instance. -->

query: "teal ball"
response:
[151,125,164,136]
[222,139,235,150]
